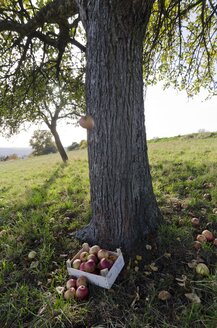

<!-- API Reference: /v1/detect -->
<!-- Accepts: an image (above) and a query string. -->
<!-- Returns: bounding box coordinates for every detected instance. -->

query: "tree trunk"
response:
[76,0,162,255]
[50,123,68,163]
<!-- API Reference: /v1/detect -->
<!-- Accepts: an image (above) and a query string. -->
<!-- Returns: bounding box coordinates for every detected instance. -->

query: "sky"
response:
[0,83,216,148]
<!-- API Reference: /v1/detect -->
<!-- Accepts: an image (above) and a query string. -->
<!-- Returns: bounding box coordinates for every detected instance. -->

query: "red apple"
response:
[202,230,214,242]
[76,285,89,300]
[87,254,98,262]
[84,259,96,273]
[79,262,86,271]
[66,278,77,289]
[72,259,81,269]
[80,251,89,262]
[196,234,207,243]
[99,258,113,270]
[89,245,101,255]
[191,217,200,227]
[76,276,88,287]
[97,249,109,260]
[64,287,76,300]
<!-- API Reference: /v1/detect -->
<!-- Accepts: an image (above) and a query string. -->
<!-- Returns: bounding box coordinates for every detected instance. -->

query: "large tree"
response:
[0,0,216,254]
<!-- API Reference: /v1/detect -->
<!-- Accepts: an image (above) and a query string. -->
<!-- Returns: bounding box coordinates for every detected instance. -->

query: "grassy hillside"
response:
[0,133,216,327]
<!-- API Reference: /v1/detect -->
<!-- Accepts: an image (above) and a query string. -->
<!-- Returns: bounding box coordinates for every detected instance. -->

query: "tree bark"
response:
[50,123,68,163]
[75,0,162,255]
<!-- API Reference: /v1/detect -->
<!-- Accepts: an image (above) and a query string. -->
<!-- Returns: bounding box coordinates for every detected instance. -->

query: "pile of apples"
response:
[72,243,118,276]
[191,218,217,249]
[64,276,89,301]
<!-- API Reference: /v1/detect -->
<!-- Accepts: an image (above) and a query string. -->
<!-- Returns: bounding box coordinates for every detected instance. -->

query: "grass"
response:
[0,132,217,327]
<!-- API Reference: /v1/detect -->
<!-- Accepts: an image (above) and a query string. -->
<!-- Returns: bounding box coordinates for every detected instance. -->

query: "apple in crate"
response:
[100,268,109,276]
[76,285,89,300]
[87,254,98,262]
[72,259,81,269]
[76,276,88,287]
[79,262,86,271]
[84,259,96,273]
[82,242,90,252]
[108,253,118,262]
[80,251,89,262]
[89,245,101,255]
[99,258,113,270]
[66,278,77,289]
[97,249,109,260]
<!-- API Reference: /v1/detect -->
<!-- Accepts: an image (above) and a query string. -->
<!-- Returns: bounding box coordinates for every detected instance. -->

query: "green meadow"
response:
[0,132,217,327]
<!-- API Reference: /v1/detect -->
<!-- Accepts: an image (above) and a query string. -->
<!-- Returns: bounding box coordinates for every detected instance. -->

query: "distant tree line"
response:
[67,140,87,151]
[29,130,87,157]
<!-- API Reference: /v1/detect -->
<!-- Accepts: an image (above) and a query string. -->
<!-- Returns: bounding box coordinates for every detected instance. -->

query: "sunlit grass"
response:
[0,133,216,327]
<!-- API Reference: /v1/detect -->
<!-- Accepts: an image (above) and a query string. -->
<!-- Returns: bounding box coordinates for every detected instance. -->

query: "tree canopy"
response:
[30,129,57,155]
[0,0,216,108]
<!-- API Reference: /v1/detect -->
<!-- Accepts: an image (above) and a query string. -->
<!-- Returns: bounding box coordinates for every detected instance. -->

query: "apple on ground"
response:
[66,278,77,289]
[191,217,200,227]
[64,287,76,300]
[196,234,207,243]
[202,230,214,241]
[76,276,88,287]
[76,285,89,300]
[193,241,202,250]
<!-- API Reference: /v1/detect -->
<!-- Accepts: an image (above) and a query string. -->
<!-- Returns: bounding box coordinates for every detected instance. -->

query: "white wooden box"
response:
[66,248,124,289]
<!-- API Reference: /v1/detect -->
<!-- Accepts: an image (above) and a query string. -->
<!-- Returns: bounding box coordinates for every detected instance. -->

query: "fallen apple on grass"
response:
[202,229,214,242]
[64,287,76,300]
[196,263,210,276]
[76,276,88,287]
[66,278,77,289]
[191,217,200,227]
[193,241,202,250]
[196,234,207,243]
[76,285,89,300]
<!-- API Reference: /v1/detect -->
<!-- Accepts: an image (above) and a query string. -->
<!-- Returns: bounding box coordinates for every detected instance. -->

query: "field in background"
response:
[0,133,216,327]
